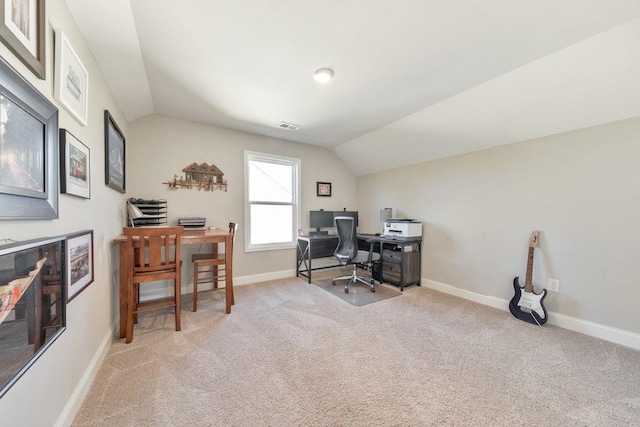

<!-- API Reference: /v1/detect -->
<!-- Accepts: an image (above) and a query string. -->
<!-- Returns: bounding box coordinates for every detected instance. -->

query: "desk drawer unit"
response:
[381,247,421,290]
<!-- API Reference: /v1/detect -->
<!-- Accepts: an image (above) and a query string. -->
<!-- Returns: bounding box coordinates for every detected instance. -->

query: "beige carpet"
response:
[73,275,640,426]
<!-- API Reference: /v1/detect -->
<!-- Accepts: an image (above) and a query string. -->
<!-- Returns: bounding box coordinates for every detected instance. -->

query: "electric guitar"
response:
[509,230,548,325]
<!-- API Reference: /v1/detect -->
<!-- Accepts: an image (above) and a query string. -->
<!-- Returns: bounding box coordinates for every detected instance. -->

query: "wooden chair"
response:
[123,226,183,343]
[191,222,237,313]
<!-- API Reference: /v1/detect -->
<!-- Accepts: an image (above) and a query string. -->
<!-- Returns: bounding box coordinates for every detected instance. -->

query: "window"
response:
[245,151,300,252]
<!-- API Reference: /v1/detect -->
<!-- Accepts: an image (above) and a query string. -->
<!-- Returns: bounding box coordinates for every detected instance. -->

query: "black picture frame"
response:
[0,56,58,220]
[104,110,126,193]
[0,235,66,398]
[317,182,331,197]
[60,129,91,199]
[65,230,94,303]
[0,0,45,79]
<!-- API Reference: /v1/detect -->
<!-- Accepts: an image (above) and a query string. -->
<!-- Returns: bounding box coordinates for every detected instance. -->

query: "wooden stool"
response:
[192,223,237,313]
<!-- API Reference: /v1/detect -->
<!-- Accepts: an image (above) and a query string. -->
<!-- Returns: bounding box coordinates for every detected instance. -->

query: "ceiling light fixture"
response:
[314,68,334,83]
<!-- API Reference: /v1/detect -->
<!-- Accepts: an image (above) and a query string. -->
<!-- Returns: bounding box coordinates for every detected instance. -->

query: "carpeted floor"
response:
[73,274,640,426]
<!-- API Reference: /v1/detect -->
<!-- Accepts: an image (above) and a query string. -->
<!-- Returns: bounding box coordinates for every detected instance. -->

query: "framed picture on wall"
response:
[0,56,58,219]
[65,230,94,303]
[54,28,89,126]
[104,110,126,193]
[317,182,331,197]
[0,235,66,397]
[0,0,45,79]
[60,130,91,199]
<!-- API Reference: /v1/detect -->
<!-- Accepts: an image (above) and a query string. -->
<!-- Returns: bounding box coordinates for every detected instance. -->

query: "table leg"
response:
[118,242,129,339]
[225,235,233,313]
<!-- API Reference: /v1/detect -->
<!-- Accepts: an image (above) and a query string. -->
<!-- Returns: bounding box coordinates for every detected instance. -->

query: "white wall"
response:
[357,117,640,339]
[128,114,357,286]
[0,2,128,426]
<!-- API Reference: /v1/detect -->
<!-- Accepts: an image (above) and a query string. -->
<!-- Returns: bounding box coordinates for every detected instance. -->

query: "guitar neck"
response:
[524,247,534,292]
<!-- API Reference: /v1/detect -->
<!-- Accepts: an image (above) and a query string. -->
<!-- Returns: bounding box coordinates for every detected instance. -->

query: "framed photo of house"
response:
[60,130,90,199]
[104,110,126,193]
[65,230,94,303]
[317,182,331,197]
[54,28,88,126]
[0,0,45,79]
[0,56,58,219]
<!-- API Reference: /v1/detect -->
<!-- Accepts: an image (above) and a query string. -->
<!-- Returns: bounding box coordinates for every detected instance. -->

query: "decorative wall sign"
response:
[317,182,331,197]
[54,29,88,125]
[163,162,228,192]
[60,129,90,199]
[0,0,45,79]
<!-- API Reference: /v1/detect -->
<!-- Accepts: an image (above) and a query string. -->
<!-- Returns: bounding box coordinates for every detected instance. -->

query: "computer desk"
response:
[296,233,422,290]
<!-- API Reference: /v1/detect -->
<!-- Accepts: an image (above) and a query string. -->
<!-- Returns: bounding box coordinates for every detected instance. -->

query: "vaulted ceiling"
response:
[66,0,640,175]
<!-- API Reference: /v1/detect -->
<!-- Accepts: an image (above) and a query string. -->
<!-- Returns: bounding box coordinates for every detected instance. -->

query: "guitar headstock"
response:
[528,230,539,248]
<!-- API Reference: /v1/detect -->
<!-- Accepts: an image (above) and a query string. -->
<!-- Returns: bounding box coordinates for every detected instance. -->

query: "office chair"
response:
[332,216,380,293]
[191,222,238,313]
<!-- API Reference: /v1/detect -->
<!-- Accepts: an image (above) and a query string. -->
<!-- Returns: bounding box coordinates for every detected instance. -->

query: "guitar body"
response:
[509,276,548,325]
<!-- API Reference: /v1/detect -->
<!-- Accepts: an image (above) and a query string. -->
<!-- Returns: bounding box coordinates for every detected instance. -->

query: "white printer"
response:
[383,219,422,238]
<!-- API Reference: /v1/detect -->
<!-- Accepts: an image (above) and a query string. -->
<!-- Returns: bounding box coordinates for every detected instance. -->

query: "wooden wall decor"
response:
[163,162,228,192]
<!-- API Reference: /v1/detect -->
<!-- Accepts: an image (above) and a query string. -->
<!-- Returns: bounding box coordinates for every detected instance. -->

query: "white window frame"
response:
[244,151,301,252]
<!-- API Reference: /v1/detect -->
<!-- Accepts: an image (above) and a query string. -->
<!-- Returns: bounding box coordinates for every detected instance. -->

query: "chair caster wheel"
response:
[370,279,374,284]
[344,288,349,294]
[331,280,336,286]
[371,287,375,292]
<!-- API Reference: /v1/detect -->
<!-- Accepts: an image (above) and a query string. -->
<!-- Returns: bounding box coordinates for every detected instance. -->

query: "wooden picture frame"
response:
[317,182,331,197]
[0,0,45,79]
[65,230,94,303]
[104,110,126,193]
[0,56,58,220]
[54,29,88,126]
[60,129,90,199]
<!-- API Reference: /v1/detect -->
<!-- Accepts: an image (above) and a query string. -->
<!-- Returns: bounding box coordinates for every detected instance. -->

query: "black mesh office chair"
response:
[332,216,381,293]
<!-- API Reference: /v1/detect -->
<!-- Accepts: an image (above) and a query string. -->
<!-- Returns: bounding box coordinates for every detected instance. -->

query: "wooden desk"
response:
[113,228,233,339]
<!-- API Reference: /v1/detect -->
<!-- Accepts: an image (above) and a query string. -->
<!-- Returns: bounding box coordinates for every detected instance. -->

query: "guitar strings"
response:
[530,311,542,326]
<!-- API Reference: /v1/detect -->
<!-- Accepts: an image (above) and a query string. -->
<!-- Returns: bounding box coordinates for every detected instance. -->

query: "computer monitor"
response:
[309,210,334,232]
[335,211,358,227]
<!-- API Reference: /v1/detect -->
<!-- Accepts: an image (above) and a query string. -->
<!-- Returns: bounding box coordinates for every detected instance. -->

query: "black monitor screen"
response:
[310,210,334,229]
[335,211,358,227]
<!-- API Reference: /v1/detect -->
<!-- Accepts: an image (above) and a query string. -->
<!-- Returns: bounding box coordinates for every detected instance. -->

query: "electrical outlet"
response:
[547,278,560,293]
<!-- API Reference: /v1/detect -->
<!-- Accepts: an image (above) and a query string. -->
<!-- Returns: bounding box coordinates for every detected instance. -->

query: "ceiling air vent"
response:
[277,121,301,130]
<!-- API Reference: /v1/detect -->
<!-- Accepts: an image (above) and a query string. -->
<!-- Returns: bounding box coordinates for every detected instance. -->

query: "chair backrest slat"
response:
[123,226,184,271]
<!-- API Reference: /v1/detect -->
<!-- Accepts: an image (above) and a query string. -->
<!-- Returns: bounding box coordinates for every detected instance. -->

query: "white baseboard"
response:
[423,279,640,351]
[55,320,116,427]
[139,270,297,301]
[233,269,296,286]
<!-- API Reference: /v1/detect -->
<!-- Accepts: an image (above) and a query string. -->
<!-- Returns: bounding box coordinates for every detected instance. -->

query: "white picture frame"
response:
[54,29,88,126]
